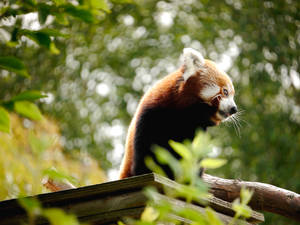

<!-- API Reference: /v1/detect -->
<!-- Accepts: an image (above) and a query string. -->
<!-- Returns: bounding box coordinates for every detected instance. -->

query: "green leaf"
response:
[176,184,211,204]
[50,42,60,54]
[232,199,252,218]
[169,140,192,160]
[11,27,19,42]
[14,101,43,121]
[38,3,51,25]
[89,0,110,12]
[111,0,133,3]
[141,207,159,222]
[24,0,37,6]
[21,29,63,54]
[192,132,204,149]
[240,188,253,205]
[11,90,47,102]
[200,158,227,169]
[118,222,126,225]
[21,29,51,48]
[63,4,94,23]
[30,32,51,48]
[154,146,182,177]
[0,56,30,77]
[177,208,207,223]
[18,197,41,216]
[43,208,80,225]
[53,0,66,5]
[0,107,10,133]
[145,157,167,177]
[205,207,224,225]
[191,131,215,156]
[55,13,69,25]
[43,168,78,185]
[39,29,69,38]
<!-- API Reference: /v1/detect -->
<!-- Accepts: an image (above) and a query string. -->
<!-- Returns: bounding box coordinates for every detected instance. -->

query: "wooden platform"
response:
[0,173,264,224]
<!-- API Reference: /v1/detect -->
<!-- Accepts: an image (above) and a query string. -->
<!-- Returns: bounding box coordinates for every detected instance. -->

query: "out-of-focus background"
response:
[0,0,299,224]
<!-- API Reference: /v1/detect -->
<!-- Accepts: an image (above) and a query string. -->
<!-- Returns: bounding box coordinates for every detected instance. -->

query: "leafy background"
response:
[0,0,299,224]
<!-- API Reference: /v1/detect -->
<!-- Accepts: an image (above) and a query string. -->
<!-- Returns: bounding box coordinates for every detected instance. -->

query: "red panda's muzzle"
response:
[217,96,237,120]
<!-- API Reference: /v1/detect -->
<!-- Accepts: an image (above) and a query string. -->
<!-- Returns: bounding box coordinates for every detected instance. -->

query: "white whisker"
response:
[224,110,245,137]
[229,116,240,137]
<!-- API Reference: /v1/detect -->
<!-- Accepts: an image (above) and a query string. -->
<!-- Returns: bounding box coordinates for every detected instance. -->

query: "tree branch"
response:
[202,174,300,221]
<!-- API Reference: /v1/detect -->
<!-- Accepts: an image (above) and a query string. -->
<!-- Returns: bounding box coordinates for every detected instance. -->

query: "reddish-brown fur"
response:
[119,59,234,179]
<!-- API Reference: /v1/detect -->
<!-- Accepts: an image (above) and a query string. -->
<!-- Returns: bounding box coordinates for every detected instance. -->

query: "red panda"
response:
[119,48,237,179]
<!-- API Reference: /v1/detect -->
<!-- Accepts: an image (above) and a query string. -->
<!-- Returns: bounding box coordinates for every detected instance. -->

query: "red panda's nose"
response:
[229,106,238,115]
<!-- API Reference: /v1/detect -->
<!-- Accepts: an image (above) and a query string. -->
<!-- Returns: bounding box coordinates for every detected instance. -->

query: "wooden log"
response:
[202,173,300,221]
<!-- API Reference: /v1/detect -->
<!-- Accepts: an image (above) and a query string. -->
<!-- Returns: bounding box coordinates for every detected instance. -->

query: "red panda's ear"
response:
[182,48,205,81]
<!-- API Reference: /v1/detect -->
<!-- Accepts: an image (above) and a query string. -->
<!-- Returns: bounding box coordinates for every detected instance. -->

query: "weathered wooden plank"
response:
[0,173,157,222]
[89,207,145,225]
[0,173,264,224]
[67,191,147,218]
[0,191,147,225]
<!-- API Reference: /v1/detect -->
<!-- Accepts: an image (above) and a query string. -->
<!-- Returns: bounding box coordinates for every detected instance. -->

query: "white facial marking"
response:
[219,95,236,114]
[200,84,220,99]
[182,48,205,81]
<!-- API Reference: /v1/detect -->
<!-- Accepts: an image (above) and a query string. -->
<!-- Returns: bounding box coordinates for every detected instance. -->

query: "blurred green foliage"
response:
[136,187,253,225]
[0,0,111,131]
[0,113,106,200]
[0,0,299,224]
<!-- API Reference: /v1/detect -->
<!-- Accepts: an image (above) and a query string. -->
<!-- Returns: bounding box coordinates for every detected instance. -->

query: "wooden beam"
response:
[0,173,264,224]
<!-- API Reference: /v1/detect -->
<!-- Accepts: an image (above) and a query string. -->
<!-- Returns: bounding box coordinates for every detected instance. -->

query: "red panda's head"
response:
[182,48,237,124]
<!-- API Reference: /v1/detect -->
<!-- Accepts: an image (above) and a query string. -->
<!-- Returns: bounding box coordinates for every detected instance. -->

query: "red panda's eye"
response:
[223,88,228,96]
